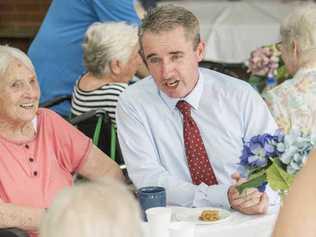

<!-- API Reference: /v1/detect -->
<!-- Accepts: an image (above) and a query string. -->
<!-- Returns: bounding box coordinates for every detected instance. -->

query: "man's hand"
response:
[228,172,269,215]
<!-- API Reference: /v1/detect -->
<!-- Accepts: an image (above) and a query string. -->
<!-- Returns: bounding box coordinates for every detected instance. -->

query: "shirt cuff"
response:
[192,183,231,209]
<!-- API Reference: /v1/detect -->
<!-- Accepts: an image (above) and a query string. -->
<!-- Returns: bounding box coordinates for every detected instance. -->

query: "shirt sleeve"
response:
[116,96,231,208]
[92,0,141,25]
[240,88,281,206]
[242,87,279,139]
[42,109,93,173]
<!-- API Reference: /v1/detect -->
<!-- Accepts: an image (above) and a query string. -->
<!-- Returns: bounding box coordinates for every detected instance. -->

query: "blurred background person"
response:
[0,45,124,237]
[263,3,316,135]
[272,150,316,237]
[40,178,142,237]
[28,0,143,117]
[139,0,157,10]
[71,22,141,127]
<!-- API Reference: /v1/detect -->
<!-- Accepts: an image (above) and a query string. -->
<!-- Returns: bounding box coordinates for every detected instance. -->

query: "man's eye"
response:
[171,54,182,61]
[148,57,161,64]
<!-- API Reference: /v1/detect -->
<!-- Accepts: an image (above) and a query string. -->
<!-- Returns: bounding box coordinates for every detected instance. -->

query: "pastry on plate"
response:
[199,210,220,221]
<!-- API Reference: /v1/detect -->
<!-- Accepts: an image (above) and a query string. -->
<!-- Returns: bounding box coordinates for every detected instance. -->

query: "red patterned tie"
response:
[177,100,218,186]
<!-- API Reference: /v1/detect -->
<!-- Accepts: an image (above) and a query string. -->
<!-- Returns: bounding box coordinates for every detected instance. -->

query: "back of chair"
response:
[70,109,124,165]
[0,228,29,237]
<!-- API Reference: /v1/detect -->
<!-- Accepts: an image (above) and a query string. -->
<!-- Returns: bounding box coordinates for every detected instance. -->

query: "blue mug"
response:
[137,186,166,221]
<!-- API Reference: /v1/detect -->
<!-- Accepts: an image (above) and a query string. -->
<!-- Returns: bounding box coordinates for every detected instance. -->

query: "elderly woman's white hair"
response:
[280,3,316,65]
[39,178,143,237]
[0,45,34,77]
[83,22,138,78]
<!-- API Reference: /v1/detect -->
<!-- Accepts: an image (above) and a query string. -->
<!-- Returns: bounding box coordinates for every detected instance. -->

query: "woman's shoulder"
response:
[37,108,68,125]
[267,70,316,99]
[103,83,128,90]
[264,76,296,101]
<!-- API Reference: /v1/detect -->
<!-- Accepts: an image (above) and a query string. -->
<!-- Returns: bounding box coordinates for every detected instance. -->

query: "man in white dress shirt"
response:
[116,5,279,214]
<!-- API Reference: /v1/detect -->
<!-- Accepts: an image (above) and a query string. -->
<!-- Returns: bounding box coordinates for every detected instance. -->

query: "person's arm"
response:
[273,150,316,237]
[78,145,125,183]
[116,95,231,208]
[0,199,44,231]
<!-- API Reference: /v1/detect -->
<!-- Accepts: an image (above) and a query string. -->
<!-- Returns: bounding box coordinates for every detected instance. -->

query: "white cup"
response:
[146,207,172,237]
[169,222,196,237]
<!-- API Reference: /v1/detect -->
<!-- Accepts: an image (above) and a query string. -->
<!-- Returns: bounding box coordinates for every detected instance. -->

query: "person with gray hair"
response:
[40,178,143,237]
[0,45,124,237]
[263,3,316,135]
[28,0,143,117]
[116,5,279,214]
[71,21,142,127]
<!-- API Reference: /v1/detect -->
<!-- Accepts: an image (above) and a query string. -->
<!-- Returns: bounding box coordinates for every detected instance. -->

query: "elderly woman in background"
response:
[40,178,142,237]
[71,22,142,127]
[263,3,316,134]
[272,150,316,237]
[0,45,124,237]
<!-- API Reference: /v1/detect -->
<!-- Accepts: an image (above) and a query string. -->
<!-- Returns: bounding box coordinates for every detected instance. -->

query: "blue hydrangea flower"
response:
[240,133,277,169]
[239,129,315,193]
[279,130,315,174]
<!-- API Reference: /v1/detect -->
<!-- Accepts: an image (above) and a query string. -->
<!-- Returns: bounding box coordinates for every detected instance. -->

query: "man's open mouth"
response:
[165,79,180,88]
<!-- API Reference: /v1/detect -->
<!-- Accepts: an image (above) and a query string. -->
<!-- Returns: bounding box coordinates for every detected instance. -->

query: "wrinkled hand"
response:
[228,172,269,215]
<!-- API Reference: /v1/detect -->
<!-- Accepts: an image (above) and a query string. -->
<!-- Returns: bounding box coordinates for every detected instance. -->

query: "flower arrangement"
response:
[237,130,316,198]
[246,43,289,93]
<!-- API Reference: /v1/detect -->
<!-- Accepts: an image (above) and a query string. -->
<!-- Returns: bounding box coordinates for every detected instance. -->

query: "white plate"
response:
[173,207,231,225]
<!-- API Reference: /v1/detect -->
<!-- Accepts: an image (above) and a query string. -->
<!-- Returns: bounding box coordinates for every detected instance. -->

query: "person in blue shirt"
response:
[28,0,142,116]
[116,5,280,214]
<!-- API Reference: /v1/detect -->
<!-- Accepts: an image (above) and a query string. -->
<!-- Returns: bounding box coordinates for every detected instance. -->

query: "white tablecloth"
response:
[159,0,297,63]
[143,206,278,237]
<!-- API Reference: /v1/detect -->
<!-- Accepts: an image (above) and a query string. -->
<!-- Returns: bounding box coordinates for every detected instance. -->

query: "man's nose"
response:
[161,60,173,78]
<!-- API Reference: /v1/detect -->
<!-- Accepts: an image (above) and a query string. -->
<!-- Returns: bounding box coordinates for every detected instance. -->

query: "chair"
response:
[0,228,29,237]
[39,95,72,109]
[199,61,249,81]
[69,109,123,164]
[40,96,124,166]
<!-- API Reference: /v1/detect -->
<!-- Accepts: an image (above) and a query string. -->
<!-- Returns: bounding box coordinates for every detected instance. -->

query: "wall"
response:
[0,0,51,52]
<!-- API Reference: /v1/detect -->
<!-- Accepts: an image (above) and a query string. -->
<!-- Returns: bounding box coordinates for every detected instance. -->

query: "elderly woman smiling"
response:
[0,45,124,236]
[263,3,316,135]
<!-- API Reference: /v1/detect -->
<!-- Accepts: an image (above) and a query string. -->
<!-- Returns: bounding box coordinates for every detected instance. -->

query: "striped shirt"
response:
[71,80,128,126]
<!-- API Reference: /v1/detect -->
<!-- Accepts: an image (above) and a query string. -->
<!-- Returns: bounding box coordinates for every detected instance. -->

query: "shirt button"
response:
[29,158,34,162]
[33,171,38,176]
[25,144,29,149]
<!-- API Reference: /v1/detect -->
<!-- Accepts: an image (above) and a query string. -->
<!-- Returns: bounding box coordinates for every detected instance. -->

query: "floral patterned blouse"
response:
[263,68,316,134]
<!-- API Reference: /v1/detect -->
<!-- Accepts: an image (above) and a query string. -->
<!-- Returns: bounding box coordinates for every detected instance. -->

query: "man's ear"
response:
[110,59,121,75]
[195,40,206,62]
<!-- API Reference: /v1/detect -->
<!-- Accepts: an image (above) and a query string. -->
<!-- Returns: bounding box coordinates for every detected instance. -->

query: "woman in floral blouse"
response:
[263,3,316,135]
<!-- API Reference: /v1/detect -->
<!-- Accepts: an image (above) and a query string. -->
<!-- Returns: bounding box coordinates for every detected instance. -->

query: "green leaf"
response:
[276,65,290,84]
[248,168,267,178]
[236,173,267,194]
[248,75,266,93]
[266,159,294,192]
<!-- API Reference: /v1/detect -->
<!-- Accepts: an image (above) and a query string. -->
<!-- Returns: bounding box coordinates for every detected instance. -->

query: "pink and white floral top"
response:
[263,68,316,134]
